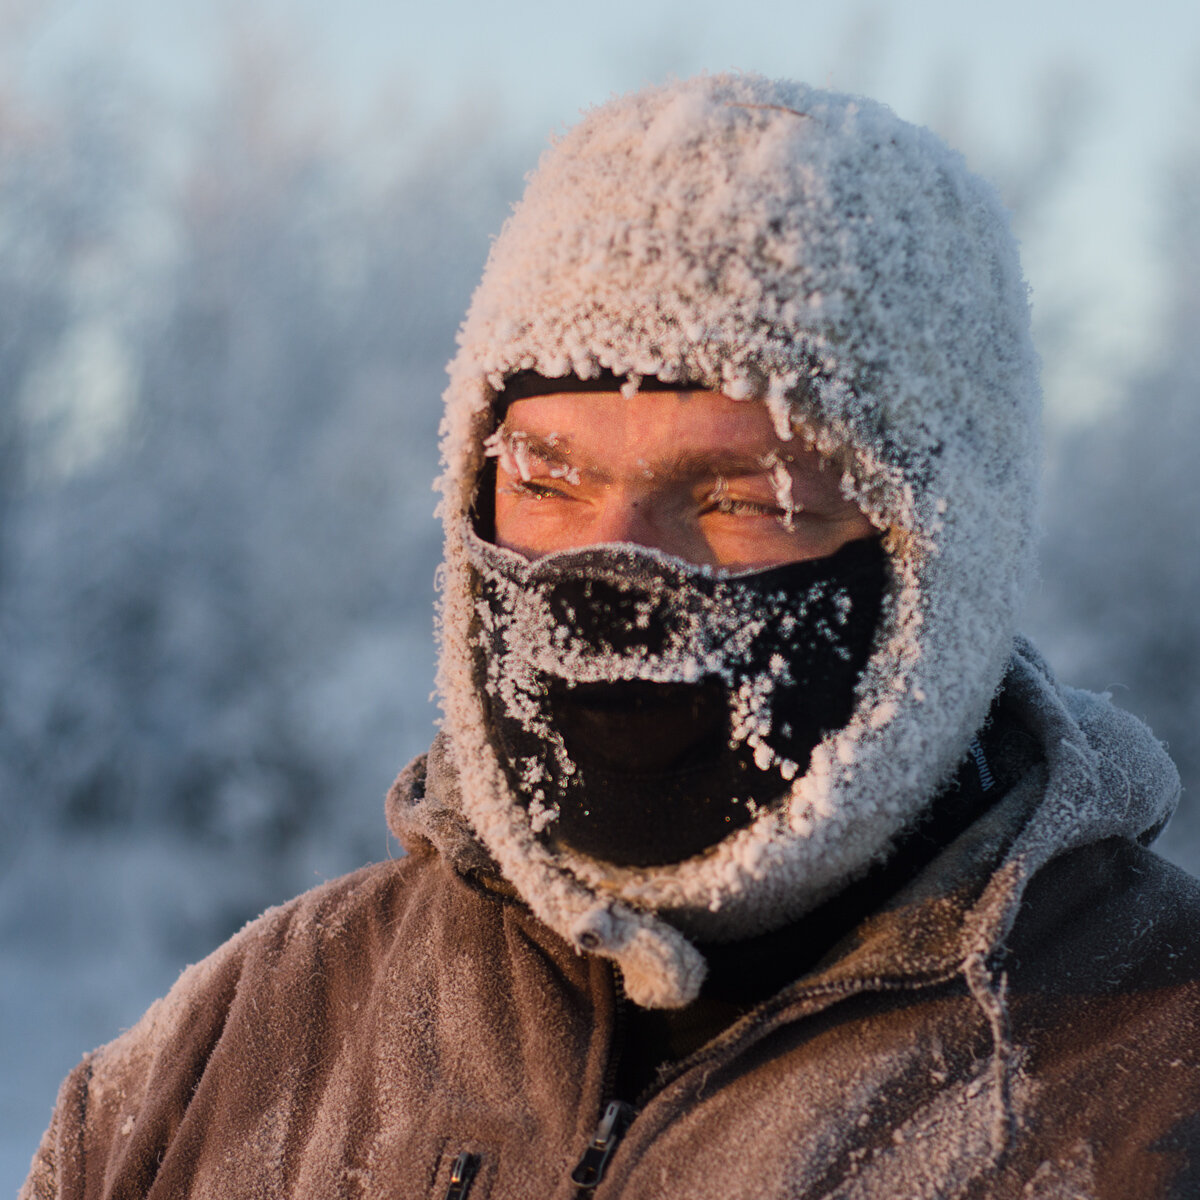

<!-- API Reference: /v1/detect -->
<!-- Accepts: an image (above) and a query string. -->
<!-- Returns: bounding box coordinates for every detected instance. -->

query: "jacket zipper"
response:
[601,967,629,1102]
[567,966,635,1194]
[443,1150,479,1200]
[570,1100,637,1191]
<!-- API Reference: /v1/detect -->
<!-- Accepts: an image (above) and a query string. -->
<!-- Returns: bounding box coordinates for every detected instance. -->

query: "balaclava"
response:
[435,74,1040,1008]
[471,518,886,869]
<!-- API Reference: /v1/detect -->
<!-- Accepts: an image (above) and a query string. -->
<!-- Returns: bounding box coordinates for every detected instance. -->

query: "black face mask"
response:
[468,532,886,868]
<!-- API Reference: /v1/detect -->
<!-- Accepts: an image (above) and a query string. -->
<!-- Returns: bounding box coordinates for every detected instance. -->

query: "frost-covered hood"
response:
[432,74,1048,1007]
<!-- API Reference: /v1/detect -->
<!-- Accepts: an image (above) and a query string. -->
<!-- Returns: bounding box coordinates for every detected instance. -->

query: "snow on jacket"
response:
[21,645,1200,1199]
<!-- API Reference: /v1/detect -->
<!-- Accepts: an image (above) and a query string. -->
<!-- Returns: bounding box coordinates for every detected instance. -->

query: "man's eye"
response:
[508,480,564,501]
[707,495,781,518]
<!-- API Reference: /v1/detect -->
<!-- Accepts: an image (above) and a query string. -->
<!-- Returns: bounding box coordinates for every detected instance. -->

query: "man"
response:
[24,74,1200,1199]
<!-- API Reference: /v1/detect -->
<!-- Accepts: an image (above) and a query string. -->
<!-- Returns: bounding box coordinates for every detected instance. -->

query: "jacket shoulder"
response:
[123,851,442,1057]
[1011,837,1200,991]
[997,838,1200,1195]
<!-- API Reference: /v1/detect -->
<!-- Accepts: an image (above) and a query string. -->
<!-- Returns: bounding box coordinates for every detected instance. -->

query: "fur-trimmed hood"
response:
[432,74,1057,1007]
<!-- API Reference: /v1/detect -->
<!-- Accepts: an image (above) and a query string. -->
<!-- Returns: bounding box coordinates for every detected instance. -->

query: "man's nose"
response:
[591,492,666,552]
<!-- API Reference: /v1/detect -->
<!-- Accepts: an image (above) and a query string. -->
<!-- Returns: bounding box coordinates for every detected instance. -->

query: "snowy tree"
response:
[0,40,524,955]
[1032,102,1200,868]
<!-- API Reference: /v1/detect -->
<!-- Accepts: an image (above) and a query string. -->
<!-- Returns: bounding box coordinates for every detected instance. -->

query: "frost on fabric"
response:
[465,527,878,831]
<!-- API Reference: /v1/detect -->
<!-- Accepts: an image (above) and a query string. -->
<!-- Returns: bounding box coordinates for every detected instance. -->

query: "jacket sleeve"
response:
[15,863,404,1200]
[17,926,253,1200]
[20,1057,93,1200]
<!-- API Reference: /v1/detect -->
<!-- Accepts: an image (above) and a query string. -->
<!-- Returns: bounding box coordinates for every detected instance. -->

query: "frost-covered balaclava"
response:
[470,526,887,868]
[435,74,1040,1008]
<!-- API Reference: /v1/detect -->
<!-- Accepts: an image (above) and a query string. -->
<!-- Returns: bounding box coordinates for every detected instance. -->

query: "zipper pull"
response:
[570,1100,636,1190]
[444,1151,479,1200]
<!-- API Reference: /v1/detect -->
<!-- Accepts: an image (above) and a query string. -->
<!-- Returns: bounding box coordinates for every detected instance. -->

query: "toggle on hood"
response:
[429,74,1043,1007]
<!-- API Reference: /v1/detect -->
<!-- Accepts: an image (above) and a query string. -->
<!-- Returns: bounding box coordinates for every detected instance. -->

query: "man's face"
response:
[491,389,875,570]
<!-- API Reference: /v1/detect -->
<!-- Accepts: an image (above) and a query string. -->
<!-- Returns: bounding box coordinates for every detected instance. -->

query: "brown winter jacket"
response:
[22,660,1200,1199]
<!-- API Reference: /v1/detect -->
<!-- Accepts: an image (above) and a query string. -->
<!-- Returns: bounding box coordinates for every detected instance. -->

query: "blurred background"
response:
[3,0,1199,1184]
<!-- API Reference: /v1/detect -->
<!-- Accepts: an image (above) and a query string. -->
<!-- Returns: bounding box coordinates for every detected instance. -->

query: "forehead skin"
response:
[490,389,875,570]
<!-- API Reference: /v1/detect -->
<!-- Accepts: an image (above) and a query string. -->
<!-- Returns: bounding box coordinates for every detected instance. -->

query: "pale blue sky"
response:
[24,0,1200,417]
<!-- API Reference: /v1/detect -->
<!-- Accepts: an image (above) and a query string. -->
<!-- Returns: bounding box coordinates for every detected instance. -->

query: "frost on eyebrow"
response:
[759,450,800,531]
[483,426,531,481]
[483,427,581,485]
[544,434,582,484]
